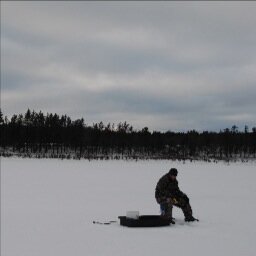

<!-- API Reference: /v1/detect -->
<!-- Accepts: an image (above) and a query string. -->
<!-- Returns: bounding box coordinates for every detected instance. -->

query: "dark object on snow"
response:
[118,215,170,227]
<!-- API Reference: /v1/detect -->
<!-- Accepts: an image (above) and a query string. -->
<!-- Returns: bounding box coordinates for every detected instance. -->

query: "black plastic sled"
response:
[118,215,170,227]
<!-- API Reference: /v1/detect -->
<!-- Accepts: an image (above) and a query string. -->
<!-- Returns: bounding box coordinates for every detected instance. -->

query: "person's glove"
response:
[167,197,178,204]
[172,197,178,204]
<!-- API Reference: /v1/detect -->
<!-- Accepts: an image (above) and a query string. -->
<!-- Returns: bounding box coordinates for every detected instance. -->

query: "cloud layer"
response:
[1,2,256,131]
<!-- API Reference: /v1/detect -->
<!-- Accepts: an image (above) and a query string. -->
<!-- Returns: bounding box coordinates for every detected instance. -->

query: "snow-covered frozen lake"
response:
[1,158,256,256]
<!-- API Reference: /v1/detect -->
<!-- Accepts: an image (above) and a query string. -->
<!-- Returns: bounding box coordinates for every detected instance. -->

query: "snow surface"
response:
[1,158,256,256]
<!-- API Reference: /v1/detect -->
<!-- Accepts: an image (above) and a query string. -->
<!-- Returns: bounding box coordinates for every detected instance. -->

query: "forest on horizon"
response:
[1,109,256,161]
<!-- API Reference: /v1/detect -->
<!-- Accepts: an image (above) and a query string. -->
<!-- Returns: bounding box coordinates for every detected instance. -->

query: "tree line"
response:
[1,109,256,160]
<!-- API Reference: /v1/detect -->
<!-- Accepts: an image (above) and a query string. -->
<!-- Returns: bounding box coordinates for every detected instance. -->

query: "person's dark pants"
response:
[159,193,193,219]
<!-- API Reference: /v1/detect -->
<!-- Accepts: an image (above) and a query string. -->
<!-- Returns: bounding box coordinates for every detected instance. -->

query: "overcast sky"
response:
[1,1,256,131]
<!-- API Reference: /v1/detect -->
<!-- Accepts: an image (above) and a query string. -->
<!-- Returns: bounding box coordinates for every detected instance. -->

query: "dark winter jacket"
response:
[155,173,181,203]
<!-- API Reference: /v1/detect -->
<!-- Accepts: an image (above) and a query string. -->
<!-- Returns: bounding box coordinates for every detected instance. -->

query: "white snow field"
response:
[1,158,256,256]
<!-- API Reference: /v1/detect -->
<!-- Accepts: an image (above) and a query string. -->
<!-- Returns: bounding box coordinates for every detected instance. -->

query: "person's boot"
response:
[184,216,199,222]
[161,215,175,224]
[182,203,198,222]
[170,217,175,224]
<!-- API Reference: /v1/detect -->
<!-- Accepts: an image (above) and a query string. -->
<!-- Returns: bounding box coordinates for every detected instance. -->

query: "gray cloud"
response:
[1,2,256,131]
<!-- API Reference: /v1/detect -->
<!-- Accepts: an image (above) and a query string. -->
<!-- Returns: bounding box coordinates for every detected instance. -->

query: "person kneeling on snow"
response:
[155,168,198,224]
